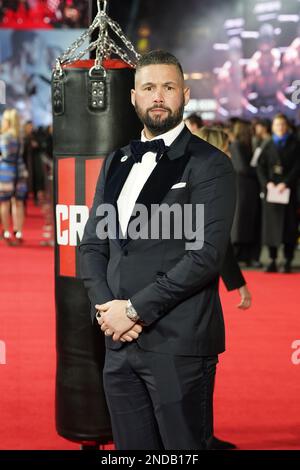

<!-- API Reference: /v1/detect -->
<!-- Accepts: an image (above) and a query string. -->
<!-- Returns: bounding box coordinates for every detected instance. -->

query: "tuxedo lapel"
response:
[103,126,193,247]
[134,148,190,212]
[122,126,192,246]
[103,149,135,242]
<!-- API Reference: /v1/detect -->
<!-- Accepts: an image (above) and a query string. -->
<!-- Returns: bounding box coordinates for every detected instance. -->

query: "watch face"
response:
[127,307,138,321]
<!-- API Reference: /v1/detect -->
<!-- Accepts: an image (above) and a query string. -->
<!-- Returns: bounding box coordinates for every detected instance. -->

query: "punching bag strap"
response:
[88,66,107,112]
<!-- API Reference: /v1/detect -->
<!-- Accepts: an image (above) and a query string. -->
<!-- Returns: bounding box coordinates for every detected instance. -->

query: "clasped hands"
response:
[95,300,143,343]
[267,181,287,193]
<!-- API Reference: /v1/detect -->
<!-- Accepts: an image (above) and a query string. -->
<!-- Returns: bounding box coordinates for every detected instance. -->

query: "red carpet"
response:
[0,202,76,450]
[0,202,299,450]
[216,273,300,449]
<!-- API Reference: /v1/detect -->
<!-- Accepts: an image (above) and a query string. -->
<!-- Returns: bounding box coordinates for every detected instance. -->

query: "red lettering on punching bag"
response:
[58,158,76,277]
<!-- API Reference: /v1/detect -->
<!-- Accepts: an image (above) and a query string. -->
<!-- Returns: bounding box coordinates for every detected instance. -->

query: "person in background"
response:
[184,113,203,134]
[230,120,261,267]
[40,124,54,246]
[223,117,240,145]
[251,118,272,168]
[257,113,300,273]
[195,126,252,307]
[253,118,272,150]
[195,126,252,450]
[0,108,27,244]
[59,0,88,28]
[22,121,46,205]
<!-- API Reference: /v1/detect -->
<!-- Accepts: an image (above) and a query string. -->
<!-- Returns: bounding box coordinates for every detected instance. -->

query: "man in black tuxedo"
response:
[79,50,236,450]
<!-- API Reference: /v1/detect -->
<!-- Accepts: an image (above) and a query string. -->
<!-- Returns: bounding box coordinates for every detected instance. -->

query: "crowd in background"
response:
[186,112,300,273]
[0,108,53,246]
[1,108,300,273]
[0,1,88,28]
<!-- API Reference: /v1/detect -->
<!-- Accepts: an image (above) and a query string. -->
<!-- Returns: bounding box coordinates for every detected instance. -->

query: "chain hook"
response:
[54,59,63,79]
[97,0,108,15]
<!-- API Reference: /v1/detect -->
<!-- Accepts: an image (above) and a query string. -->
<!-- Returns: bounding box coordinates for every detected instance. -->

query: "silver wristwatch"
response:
[126,299,140,322]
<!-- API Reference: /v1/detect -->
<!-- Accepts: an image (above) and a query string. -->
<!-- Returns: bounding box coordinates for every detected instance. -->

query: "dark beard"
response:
[134,100,185,136]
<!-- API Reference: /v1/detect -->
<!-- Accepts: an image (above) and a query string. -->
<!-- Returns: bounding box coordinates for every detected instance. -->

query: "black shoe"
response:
[265,261,277,273]
[211,436,237,450]
[281,261,292,274]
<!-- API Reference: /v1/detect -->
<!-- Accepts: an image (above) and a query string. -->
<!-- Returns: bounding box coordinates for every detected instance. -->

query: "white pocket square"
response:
[171,182,186,189]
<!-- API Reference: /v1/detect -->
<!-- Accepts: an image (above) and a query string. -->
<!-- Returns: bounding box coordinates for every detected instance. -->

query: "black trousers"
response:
[269,244,295,262]
[103,342,218,450]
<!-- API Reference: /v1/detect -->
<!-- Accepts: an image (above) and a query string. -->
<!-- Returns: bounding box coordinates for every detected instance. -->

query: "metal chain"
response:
[56,7,141,69]
[107,39,137,68]
[95,4,107,68]
[58,14,101,65]
[107,15,140,61]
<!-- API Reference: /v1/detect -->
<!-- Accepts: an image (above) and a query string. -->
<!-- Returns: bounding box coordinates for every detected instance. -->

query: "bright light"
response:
[257,13,277,22]
[185,99,217,113]
[254,1,281,14]
[213,43,229,50]
[241,31,260,38]
[240,59,251,65]
[224,18,244,29]
[278,15,299,22]
[278,47,288,53]
[201,112,216,120]
[190,73,203,80]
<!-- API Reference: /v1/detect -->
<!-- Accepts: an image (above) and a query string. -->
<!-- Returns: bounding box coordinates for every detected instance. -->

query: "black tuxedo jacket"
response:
[79,126,236,356]
[221,242,245,291]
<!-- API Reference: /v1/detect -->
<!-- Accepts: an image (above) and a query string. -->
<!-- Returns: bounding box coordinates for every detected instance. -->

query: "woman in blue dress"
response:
[0,108,27,244]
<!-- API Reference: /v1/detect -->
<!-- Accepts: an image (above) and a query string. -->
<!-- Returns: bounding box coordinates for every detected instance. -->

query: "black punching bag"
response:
[52,59,141,443]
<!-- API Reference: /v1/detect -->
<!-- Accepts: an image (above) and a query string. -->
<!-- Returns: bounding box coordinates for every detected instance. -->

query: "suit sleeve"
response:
[79,154,115,322]
[230,141,255,177]
[220,242,245,291]
[130,152,236,326]
[283,144,300,186]
[256,147,269,189]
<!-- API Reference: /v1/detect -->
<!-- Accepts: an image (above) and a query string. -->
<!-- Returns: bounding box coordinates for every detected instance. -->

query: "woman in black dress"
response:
[257,113,300,273]
[230,120,262,266]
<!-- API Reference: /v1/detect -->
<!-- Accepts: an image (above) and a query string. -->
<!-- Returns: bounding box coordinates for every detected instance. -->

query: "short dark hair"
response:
[256,118,271,133]
[135,50,184,79]
[185,113,203,129]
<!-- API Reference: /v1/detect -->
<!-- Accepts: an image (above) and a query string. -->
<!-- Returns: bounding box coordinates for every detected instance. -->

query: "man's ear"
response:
[131,89,136,107]
[184,87,190,106]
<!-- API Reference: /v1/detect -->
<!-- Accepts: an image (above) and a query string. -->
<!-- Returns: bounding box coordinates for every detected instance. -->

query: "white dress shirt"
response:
[117,121,185,235]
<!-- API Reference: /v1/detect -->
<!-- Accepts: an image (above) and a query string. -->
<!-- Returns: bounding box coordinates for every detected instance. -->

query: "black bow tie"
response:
[130,139,169,163]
